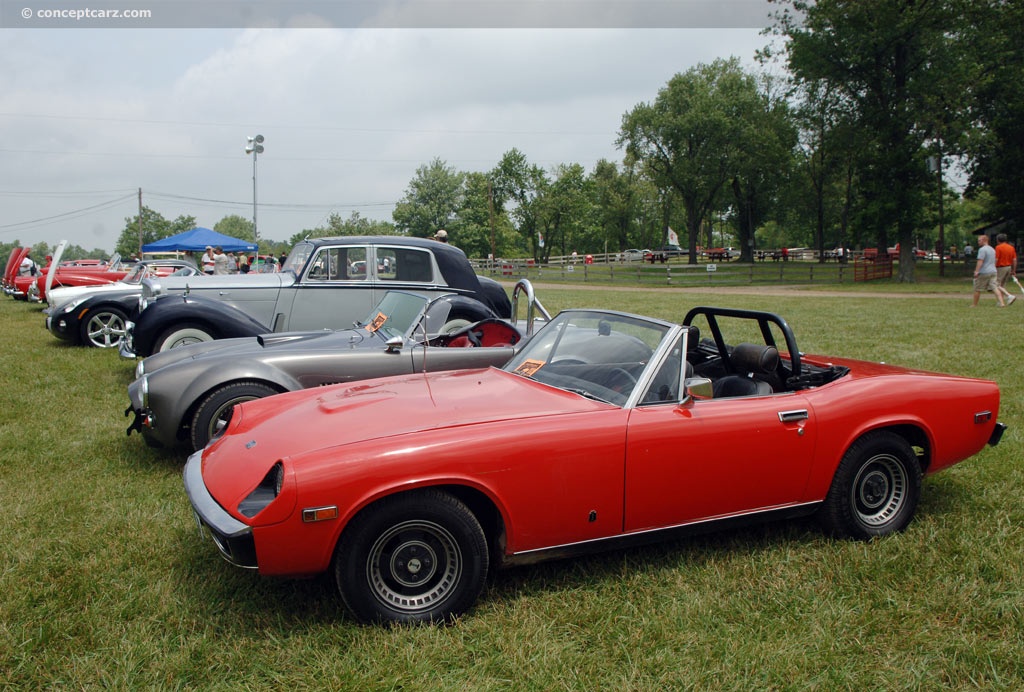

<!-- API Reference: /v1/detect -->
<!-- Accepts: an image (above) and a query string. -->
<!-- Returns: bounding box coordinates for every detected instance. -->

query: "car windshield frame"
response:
[503,309,686,408]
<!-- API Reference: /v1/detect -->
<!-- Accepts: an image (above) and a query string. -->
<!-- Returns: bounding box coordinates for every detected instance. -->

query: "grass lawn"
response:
[1,285,1022,689]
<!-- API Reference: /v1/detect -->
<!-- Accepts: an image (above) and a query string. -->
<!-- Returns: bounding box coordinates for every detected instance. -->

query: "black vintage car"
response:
[121,236,512,358]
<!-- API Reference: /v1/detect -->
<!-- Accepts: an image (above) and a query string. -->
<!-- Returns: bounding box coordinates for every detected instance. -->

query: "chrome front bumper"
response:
[183,450,257,569]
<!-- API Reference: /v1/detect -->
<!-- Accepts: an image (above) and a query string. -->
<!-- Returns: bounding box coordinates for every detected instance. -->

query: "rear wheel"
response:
[818,431,922,539]
[80,306,128,348]
[334,490,489,624]
[156,324,214,352]
[189,381,278,451]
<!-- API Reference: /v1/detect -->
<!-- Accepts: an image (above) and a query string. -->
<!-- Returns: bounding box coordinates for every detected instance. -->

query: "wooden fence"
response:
[475,254,974,287]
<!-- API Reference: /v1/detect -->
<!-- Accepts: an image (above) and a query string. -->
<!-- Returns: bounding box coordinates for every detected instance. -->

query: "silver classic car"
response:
[126,282,547,452]
[121,236,512,358]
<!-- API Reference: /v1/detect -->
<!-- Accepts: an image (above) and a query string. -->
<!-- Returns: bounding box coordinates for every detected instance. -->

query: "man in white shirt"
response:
[972,235,1005,307]
[201,246,216,274]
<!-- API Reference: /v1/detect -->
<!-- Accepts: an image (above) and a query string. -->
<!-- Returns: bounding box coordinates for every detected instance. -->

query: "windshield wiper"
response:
[563,387,612,404]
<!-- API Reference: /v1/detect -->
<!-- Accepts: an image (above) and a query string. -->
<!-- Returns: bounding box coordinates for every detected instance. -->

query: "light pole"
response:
[245,134,264,267]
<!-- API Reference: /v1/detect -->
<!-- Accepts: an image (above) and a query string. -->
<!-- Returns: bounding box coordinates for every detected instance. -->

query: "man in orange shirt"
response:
[994,233,1018,306]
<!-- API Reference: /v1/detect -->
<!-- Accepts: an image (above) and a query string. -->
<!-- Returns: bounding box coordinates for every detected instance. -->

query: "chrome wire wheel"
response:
[366,519,461,615]
[850,453,907,528]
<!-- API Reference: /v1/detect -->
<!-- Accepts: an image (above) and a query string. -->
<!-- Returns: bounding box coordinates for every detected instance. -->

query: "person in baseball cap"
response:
[433,229,448,243]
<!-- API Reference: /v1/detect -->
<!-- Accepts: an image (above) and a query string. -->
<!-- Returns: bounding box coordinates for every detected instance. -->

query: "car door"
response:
[281,244,378,331]
[623,392,817,532]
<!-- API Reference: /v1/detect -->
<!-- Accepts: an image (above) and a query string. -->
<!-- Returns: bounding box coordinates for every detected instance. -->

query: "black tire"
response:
[334,490,489,624]
[79,306,128,349]
[156,323,214,352]
[818,431,922,539]
[189,381,278,451]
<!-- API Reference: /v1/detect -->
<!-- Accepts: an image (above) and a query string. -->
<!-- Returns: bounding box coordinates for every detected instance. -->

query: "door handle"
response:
[778,409,809,423]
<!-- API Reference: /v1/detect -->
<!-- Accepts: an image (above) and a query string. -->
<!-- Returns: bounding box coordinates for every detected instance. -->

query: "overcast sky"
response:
[1,2,777,253]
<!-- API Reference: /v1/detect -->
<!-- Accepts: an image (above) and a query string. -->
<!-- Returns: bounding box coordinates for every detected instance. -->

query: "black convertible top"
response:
[296,236,510,317]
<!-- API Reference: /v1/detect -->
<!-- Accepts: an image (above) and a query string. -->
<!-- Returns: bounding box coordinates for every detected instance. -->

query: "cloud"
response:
[0,26,768,251]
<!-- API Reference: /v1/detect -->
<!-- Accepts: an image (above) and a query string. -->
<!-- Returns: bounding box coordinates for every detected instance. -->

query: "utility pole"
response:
[137,187,143,255]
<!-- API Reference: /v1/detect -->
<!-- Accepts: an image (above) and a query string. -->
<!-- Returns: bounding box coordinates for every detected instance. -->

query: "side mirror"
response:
[685,377,714,399]
[384,335,404,353]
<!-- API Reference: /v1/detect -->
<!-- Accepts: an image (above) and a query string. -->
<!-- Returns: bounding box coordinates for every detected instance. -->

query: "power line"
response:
[0,194,137,234]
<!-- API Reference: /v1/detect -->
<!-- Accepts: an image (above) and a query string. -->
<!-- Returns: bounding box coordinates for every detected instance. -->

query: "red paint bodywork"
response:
[3,247,30,295]
[197,353,1000,578]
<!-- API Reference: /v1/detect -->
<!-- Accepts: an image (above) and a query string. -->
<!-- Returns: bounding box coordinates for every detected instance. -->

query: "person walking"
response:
[994,233,1017,306]
[972,235,1005,307]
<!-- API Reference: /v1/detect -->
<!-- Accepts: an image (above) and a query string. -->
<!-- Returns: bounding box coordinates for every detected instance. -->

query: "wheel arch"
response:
[848,422,931,471]
[809,419,933,501]
[329,483,508,572]
[174,375,293,443]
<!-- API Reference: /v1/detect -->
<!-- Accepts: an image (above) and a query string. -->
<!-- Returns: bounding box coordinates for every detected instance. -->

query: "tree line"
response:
[97,0,1019,283]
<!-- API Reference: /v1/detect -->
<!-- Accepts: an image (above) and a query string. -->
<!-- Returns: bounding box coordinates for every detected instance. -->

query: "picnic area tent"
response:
[141,227,257,254]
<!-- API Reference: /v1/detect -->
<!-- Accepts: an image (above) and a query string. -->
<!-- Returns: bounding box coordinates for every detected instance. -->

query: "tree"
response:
[618,59,758,264]
[214,215,255,242]
[491,149,551,262]
[962,0,1024,226]
[590,159,640,254]
[727,73,798,262]
[542,163,592,257]
[114,207,196,257]
[392,158,464,240]
[770,0,973,281]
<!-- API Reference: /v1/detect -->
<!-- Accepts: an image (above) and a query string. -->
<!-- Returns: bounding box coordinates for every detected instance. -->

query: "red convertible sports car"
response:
[184,305,1004,624]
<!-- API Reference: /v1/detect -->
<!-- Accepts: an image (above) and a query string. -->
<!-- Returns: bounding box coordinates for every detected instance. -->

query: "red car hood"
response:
[201,367,609,507]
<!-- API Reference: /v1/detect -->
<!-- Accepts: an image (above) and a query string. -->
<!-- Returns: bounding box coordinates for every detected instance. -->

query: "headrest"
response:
[731,342,779,374]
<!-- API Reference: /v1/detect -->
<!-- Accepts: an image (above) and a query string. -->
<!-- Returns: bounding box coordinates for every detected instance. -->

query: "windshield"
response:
[357,291,430,341]
[122,264,148,284]
[504,309,674,406]
[283,242,312,273]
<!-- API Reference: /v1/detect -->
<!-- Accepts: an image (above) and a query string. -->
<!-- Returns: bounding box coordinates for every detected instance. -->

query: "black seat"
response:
[712,343,779,398]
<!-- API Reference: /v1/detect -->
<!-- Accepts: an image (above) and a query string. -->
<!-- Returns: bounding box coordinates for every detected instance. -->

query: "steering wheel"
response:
[605,367,637,392]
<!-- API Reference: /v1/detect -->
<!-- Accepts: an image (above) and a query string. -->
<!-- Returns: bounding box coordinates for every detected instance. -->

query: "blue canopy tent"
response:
[141,227,257,254]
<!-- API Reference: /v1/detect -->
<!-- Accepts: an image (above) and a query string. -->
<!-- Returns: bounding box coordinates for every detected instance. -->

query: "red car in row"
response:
[185,304,1004,624]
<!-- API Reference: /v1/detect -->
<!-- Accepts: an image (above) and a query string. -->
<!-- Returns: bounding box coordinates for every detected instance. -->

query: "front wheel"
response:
[156,323,214,352]
[189,381,279,451]
[818,431,922,539]
[80,306,128,348]
[334,490,489,624]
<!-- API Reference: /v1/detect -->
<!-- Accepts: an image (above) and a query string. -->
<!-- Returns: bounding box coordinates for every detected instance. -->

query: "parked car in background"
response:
[184,303,1003,624]
[121,236,512,358]
[45,259,200,349]
[45,258,200,311]
[645,245,686,262]
[619,249,649,262]
[705,247,737,261]
[2,247,30,297]
[127,282,547,452]
[24,253,128,303]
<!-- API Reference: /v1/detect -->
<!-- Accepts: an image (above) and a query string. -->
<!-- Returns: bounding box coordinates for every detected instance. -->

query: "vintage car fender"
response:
[128,294,273,357]
[476,275,512,318]
[47,289,141,344]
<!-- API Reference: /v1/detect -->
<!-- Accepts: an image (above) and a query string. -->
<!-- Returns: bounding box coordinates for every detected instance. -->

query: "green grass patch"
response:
[1,288,1021,689]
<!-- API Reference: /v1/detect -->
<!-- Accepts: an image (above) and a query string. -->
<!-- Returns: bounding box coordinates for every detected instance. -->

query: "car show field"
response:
[1,283,1021,688]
